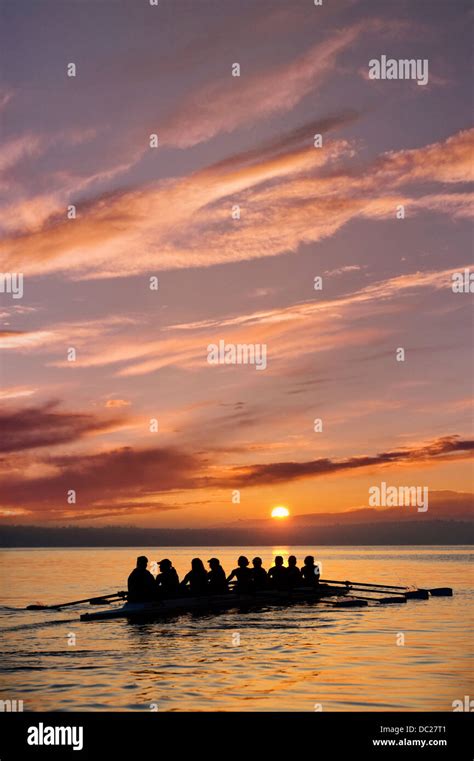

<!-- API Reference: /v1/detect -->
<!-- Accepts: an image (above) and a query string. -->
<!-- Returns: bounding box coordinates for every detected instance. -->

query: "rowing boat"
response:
[27,578,451,620]
[80,585,360,621]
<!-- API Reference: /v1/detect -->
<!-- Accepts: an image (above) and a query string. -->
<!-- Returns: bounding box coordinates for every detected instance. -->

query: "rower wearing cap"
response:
[155,559,180,598]
[207,558,228,594]
[227,555,254,594]
[127,556,156,603]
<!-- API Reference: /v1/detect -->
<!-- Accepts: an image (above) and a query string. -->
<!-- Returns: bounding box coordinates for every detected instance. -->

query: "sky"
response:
[0,0,472,529]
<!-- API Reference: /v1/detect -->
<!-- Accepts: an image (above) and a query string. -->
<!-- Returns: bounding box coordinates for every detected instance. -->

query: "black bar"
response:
[0,712,472,759]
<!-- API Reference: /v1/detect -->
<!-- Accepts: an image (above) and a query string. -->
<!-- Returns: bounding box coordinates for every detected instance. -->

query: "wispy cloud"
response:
[0,134,43,173]
[218,436,474,487]
[0,386,38,401]
[0,316,136,352]
[2,127,472,280]
[4,263,466,379]
[159,25,369,148]
[166,265,465,333]
[0,401,127,453]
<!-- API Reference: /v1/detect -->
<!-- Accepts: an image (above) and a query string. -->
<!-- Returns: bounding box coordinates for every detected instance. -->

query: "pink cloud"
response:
[1,128,472,281]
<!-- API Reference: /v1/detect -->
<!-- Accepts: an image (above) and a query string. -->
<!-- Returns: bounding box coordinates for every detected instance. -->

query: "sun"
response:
[271,506,290,519]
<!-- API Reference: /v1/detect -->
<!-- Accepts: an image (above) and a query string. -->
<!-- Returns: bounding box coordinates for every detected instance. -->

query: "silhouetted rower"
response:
[207,558,228,594]
[127,556,156,602]
[287,555,302,588]
[301,555,320,587]
[268,555,289,590]
[181,558,208,596]
[155,559,180,598]
[252,557,268,590]
[227,555,254,594]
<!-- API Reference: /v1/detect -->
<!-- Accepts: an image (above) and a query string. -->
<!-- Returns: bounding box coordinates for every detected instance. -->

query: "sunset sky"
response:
[0,0,472,528]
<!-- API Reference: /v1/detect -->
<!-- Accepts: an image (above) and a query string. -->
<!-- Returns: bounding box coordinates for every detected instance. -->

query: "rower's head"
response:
[137,556,148,569]
[274,556,284,567]
[208,558,220,569]
[288,555,297,567]
[304,555,314,567]
[237,555,249,567]
[252,557,263,568]
[159,559,172,571]
[191,558,205,572]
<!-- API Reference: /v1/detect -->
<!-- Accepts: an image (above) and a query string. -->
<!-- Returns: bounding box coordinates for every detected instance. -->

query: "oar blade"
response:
[377,596,407,605]
[405,589,430,600]
[334,598,369,608]
[429,587,453,597]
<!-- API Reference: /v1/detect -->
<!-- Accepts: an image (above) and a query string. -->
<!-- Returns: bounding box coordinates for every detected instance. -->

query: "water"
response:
[0,546,472,712]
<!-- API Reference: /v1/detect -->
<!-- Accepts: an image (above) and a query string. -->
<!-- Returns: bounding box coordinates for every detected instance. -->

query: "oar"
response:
[319,592,401,607]
[351,593,407,605]
[26,591,127,611]
[322,597,368,608]
[344,585,428,600]
[321,580,428,600]
[320,578,452,597]
[324,588,408,605]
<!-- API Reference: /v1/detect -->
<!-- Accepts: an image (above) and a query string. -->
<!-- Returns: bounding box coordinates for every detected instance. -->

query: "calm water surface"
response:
[0,546,472,712]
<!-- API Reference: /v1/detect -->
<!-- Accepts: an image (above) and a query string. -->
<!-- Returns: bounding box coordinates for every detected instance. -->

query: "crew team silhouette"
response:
[128,554,321,602]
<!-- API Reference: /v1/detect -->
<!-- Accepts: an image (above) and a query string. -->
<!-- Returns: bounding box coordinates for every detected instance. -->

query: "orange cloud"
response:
[373,128,474,185]
[0,316,136,352]
[1,127,472,281]
[0,386,37,401]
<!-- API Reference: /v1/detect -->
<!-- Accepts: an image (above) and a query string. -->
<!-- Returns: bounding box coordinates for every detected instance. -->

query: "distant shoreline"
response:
[1,520,473,547]
[1,544,473,550]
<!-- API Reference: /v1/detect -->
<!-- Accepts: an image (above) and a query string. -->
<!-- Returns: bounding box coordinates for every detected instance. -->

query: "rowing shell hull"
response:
[80,586,357,621]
